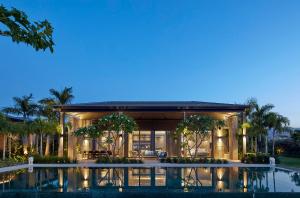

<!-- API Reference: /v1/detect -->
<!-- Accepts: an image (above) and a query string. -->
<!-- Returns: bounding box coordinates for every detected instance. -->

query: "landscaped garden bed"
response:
[160,157,228,164]
[0,159,25,168]
[241,153,280,164]
[32,155,73,164]
[96,156,143,164]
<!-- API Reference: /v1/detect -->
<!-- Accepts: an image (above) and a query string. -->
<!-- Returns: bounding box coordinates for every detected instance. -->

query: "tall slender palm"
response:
[0,113,21,159]
[0,113,9,160]
[266,113,290,155]
[246,98,274,153]
[32,118,58,156]
[265,112,278,155]
[2,94,38,154]
[38,98,59,155]
[49,87,74,157]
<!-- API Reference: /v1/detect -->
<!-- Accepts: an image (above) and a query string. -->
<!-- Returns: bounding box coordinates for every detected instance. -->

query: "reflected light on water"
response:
[217,168,225,180]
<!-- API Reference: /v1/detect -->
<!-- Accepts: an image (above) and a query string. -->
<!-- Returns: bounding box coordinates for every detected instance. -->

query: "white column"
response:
[242,112,247,156]
[58,112,64,157]
[243,127,247,155]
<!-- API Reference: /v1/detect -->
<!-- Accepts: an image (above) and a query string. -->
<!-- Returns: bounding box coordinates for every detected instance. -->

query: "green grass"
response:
[278,156,300,168]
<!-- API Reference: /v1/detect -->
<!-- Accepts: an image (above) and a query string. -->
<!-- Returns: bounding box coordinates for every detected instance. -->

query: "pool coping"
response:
[0,164,29,173]
[0,162,287,173]
[31,163,274,168]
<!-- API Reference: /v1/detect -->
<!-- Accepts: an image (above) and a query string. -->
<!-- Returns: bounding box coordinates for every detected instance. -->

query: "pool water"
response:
[0,167,299,194]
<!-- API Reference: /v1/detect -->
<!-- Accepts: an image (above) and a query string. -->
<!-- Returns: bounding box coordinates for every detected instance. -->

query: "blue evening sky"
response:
[0,0,299,127]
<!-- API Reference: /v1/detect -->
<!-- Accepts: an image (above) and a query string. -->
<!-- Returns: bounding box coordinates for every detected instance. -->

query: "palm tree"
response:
[38,98,59,156]
[0,113,9,160]
[266,113,290,155]
[2,94,38,154]
[0,113,22,159]
[32,118,58,156]
[49,87,74,157]
[246,98,274,153]
[2,94,38,119]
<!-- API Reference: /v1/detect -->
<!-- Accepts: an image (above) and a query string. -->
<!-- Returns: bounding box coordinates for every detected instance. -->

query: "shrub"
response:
[161,157,227,164]
[129,158,142,164]
[96,157,142,164]
[32,155,71,164]
[185,158,192,163]
[198,158,207,163]
[241,153,270,164]
[172,157,178,163]
[275,140,300,157]
[216,159,222,164]
[178,158,186,163]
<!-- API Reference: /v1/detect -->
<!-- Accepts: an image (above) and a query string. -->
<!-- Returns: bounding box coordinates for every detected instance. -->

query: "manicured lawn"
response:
[279,156,300,169]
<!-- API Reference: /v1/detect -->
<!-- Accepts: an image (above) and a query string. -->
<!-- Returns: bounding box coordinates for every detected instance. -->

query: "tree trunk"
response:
[194,134,198,160]
[259,134,262,152]
[2,135,6,160]
[22,135,28,154]
[52,135,55,155]
[40,134,43,156]
[45,135,50,156]
[251,137,254,152]
[8,135,11,159]
[265,135,268,154]
[36,135,39,154]
[272,130,276,156]
[29,134,33,152]
[255,137,258,153]
[211,130,215,158]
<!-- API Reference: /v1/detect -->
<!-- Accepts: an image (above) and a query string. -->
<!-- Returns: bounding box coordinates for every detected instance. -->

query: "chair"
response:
[158,151,167,159]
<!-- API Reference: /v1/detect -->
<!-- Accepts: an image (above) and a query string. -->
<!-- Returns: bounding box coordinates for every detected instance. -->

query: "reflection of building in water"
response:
[181,168,212,187]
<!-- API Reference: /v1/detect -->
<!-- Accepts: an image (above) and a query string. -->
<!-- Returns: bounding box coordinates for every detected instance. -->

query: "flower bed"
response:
[160,157,228,164]
[96,156,143,164]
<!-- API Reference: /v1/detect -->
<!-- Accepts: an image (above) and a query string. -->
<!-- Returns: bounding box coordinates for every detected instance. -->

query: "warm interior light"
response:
[217,168,225,180]
[23,149,28,155]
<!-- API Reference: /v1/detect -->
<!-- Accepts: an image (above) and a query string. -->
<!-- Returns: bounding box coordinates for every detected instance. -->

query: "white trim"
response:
[0,163,296,173]
[30,163,273,168]
[0,164,29,173]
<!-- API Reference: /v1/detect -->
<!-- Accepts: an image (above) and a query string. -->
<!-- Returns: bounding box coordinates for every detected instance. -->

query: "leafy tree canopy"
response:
[2,94,38,119]
[32,118,59,135]
[49,87,74,105]
[74,125,103,139]
[176,115,225,136]
[97,113,138,134]
[0,5,54,52]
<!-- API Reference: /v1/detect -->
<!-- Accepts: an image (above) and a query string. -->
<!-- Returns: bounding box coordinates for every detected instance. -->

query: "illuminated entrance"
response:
[129,131,166,157]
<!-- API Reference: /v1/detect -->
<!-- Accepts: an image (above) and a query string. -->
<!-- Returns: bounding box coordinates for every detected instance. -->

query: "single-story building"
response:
[56,101,248,161]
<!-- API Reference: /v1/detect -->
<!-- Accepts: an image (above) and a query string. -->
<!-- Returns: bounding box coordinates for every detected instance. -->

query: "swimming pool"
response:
[0,167,299,197]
